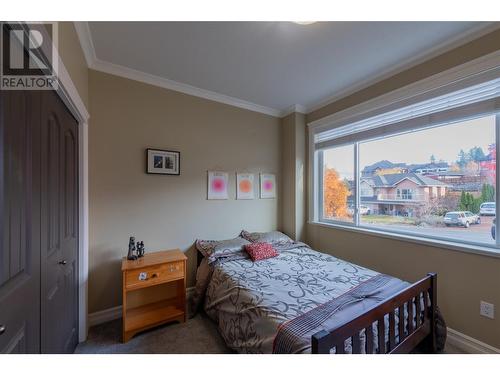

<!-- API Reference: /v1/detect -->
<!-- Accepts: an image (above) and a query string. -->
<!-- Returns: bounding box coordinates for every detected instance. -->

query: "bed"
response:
[192,233,443,354]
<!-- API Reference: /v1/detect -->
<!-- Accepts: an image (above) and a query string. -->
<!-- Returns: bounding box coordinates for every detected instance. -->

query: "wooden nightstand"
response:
[121,249,187,342]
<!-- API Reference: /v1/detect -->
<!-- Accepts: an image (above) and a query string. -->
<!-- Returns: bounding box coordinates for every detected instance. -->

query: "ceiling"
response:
[79,22,497,117]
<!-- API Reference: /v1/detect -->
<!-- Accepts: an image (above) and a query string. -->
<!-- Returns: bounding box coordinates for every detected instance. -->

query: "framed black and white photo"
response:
[146,148,180,175]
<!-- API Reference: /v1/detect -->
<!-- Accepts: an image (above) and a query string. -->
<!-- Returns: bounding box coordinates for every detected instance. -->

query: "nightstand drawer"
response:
[125,261,184,290]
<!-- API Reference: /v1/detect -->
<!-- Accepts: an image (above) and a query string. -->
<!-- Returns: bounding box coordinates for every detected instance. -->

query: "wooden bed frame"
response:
[196,250,437,354]
[311,273,437,354]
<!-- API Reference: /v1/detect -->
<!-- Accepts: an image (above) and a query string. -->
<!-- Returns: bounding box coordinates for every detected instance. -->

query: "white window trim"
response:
[308,50,500,258]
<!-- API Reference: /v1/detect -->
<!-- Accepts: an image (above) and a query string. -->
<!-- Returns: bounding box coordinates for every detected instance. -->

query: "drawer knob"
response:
[151,273,159,278]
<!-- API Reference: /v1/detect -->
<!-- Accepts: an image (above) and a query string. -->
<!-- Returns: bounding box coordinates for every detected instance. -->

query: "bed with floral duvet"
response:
[191,231,445,354]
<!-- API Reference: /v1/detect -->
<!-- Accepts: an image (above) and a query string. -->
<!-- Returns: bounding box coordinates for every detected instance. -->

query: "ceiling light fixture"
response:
[293,21,317,25]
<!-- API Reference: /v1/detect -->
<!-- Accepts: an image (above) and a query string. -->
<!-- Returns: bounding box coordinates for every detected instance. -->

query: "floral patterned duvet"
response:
[194,242,410,353]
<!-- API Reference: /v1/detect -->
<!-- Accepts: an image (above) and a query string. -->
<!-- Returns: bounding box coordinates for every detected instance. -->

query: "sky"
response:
[324,114,496,179]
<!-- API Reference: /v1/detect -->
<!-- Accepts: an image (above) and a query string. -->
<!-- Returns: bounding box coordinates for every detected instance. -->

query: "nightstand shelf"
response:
[124,299,185,332]
[121,249,187,342]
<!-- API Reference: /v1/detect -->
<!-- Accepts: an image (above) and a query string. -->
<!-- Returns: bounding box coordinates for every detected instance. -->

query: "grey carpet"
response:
[76,313,464,354]
[75,313,232,354]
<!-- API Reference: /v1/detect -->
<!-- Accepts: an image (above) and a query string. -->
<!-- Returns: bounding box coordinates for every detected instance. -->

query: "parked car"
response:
[443,211,480,228]
[359,205,371,215]
[347,205,371,215]
[480,202,496,216]
[492,218,496,240]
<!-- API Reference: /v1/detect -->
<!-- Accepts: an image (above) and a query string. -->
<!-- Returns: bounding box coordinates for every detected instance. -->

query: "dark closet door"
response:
[40,90,79,354]
[0,90,41,353]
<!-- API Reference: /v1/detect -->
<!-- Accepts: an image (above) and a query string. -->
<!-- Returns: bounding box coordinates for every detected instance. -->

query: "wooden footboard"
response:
[311,273,437,354]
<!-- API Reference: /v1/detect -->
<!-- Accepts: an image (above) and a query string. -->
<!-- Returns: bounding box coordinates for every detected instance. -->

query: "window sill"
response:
[308,220,500,259]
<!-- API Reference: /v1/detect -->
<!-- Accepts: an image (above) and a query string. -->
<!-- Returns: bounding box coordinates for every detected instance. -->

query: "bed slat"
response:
[389,311,396,350]
[398,305,405,342]
[377,318,386,354]
[416,292,422,328]
[365,325,374,354]
[408,297,414,334]
[336,343,345,354]
[423,290,429,323]
[352,333,361,353]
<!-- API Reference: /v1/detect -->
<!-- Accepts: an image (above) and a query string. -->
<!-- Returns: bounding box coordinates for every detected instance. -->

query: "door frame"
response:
[18,23,90,342]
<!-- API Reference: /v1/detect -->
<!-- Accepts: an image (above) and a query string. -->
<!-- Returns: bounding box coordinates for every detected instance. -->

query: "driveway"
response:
[363,215,495,245]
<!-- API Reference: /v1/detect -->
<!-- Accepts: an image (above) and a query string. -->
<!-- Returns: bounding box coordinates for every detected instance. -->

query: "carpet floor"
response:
[76,313,466,354]
[75,313,232,354]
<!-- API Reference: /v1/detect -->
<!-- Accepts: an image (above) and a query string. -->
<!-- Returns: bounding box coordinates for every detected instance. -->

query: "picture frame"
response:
[146,148,180,175]
[260,173,276,199]
[207,171,229,200]
[236,173,255,200]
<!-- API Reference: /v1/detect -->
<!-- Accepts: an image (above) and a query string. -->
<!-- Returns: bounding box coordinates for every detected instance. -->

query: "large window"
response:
[321,144,354,223]
[313,77,500,252]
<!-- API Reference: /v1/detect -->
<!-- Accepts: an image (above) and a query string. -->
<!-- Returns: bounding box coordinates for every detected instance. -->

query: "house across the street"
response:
[359,172,449,216]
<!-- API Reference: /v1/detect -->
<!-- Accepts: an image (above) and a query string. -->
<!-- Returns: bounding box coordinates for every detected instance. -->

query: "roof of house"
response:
[362,160,407,173]
[431,171,465,177]
[362,160,451,174]
[407,162,449,172]
[370,173,448,187]
[360,177,375,186]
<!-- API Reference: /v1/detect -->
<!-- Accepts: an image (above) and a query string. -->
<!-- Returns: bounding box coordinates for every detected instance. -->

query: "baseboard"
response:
[88,295,498,354]
[88,287,196,327]
[447,328,500,354]
[88,305,122,327]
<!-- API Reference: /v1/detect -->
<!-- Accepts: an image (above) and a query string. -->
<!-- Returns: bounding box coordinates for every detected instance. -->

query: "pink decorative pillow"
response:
[244,242,278,261]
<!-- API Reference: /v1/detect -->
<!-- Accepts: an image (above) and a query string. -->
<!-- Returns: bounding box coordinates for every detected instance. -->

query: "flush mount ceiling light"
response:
[293,21,317,25]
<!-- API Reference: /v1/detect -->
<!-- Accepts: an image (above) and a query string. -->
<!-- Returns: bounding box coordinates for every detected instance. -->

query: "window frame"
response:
[311,106,500,256]
[316,111,500,255]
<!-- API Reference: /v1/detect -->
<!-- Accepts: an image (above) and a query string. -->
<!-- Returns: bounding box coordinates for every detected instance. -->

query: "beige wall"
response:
[305,28,500,348]
[281,112,306,241]
[57,22,89,109]
[88,70,281,313]
[307,28,500,124]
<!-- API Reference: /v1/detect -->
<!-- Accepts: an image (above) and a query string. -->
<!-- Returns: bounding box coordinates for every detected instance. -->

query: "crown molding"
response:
[91,58,283,117]
[74,21,96,69]
[305,22,500,115]
[73,22,282,118]
[74,21,500,120]
[281,104,307,117]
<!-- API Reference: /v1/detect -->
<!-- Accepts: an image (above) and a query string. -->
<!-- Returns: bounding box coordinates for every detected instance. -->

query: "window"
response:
[396,188,414,200]
[358,115,496,245]
[321,144,354,223]
[312,76,500,252]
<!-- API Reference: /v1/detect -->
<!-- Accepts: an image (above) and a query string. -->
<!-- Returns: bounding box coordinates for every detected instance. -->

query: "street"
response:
[363,215,495,244]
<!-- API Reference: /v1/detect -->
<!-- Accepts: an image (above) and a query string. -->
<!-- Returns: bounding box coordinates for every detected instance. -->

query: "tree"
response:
[469,146,486,162]
[463,160,481,176]
[323,168,351,218]
[449,162,461,172]
[459,191,481,213]
[481,183,495,203]
[430,154,436,164]
[457,149,468,168]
